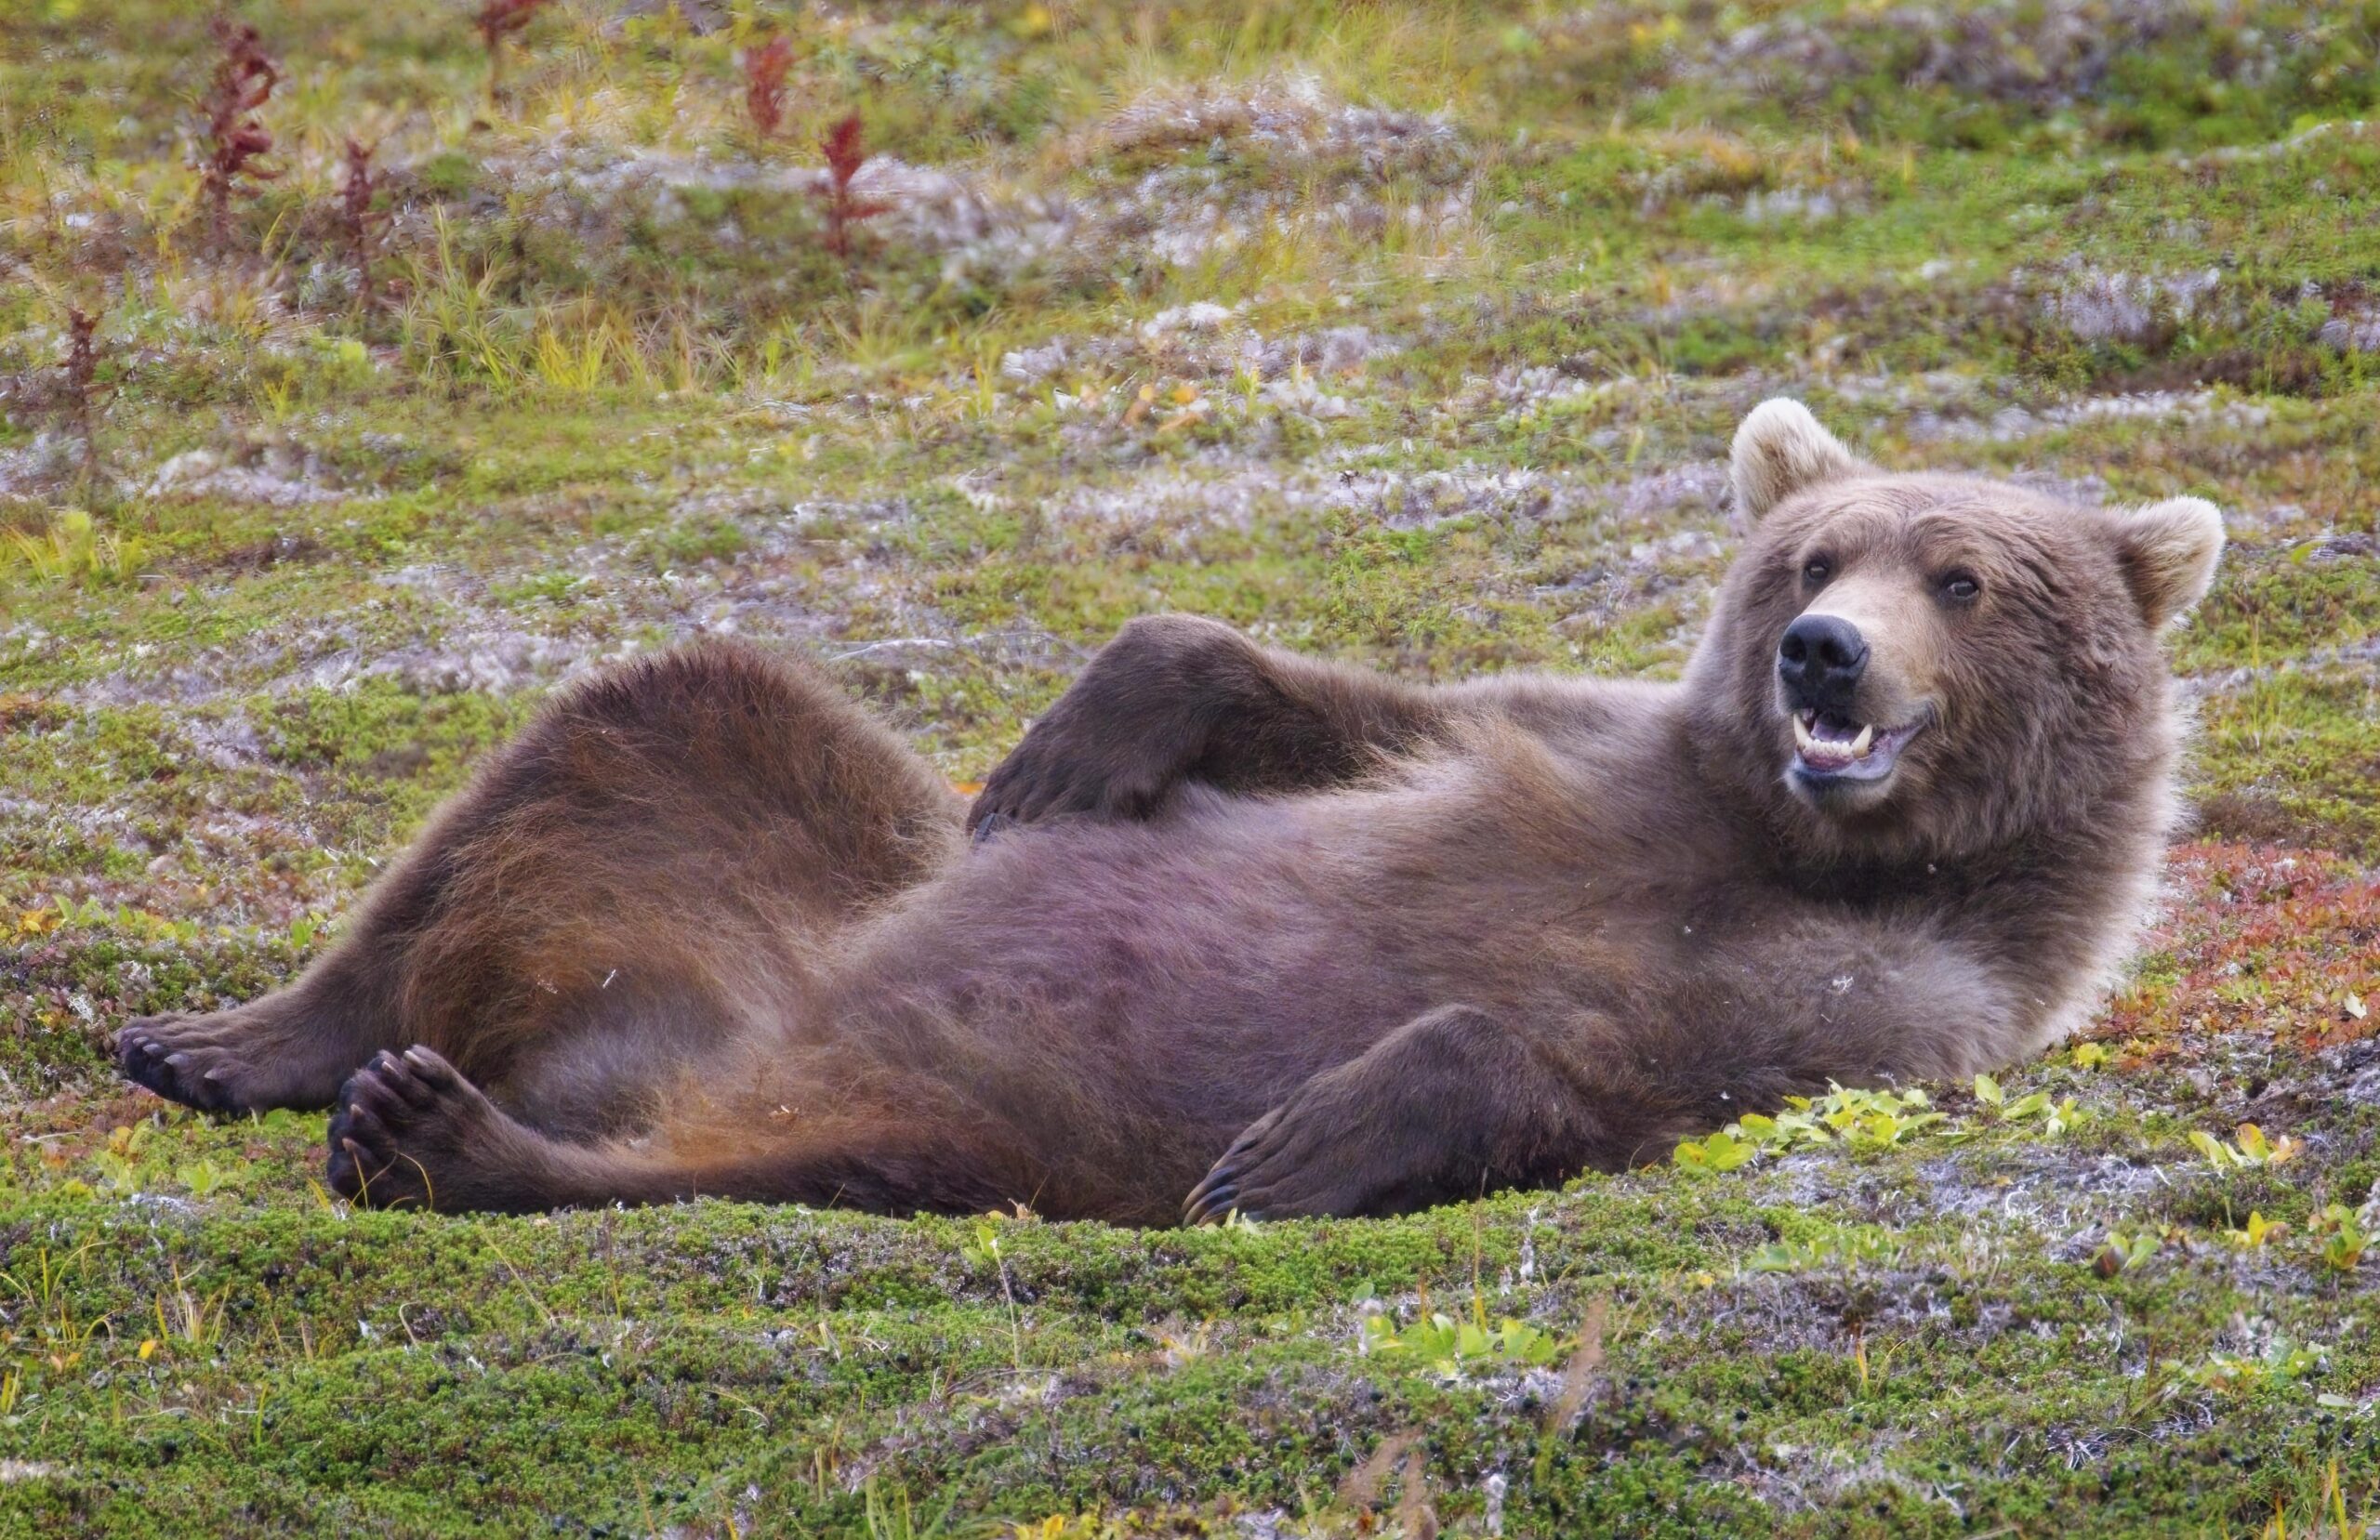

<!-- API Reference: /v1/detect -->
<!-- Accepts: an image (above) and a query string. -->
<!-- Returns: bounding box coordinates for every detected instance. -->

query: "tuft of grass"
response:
[5,507,147,588]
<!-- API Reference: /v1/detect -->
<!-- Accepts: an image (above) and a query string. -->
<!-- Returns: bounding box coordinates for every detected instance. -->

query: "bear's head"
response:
[1687,399,2225,865]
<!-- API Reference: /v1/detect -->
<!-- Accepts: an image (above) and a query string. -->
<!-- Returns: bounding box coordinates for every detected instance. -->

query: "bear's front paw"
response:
[326,1047,503,1212]
[1183,1089,1440,1224]
[968,734,1172,841]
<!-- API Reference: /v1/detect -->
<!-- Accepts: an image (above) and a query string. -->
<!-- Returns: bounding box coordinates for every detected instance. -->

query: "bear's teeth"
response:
[1850,723,1874,757]
[1793,714,1818,753]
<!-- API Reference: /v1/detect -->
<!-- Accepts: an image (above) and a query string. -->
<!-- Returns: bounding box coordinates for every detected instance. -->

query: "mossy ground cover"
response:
[4,1,2378,1533]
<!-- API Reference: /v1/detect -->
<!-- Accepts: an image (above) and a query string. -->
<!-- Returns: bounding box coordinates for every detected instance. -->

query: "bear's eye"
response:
[1939,572,1982,603]
[1801,558,1831,586]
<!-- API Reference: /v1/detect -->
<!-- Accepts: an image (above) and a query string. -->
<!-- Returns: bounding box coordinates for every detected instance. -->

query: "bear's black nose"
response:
[1778,613,1869,708]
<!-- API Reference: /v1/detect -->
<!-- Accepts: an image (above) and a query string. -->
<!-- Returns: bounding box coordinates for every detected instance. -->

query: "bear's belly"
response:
[814,785,2029,1175]
[821,794,1570,1133]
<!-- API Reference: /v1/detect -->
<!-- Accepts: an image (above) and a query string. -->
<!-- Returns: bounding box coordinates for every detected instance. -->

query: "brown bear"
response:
[113,401,2226,1225]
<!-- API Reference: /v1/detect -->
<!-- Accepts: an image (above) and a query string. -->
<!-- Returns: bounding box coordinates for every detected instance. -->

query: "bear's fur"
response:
[114,401,2226,1225]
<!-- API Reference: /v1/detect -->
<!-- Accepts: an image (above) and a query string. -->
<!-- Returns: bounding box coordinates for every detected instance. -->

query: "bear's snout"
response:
[1777,613,1869,711]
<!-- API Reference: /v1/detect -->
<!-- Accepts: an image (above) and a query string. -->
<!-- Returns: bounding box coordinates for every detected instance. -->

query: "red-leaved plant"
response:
[337,138,389,309]
[474,0,555,107]
[816,113,889,259]
[61,307,112,478]
[742,35,797,140]
[198,16,281,235]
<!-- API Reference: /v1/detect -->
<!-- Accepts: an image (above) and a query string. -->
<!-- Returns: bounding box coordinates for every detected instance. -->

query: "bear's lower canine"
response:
[117,401,2226,1224]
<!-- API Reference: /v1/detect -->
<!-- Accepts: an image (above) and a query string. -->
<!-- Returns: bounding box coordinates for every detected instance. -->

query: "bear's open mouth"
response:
[1791,709,1925,785]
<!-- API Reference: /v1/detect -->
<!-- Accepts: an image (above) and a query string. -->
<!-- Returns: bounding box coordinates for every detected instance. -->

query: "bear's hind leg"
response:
[118,994,371,1116]
[120,641,964,1126]
[326,1046,1031,1216]
[118,847,445,1113]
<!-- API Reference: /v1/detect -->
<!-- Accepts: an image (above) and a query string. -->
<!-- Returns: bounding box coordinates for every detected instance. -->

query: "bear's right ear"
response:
[2108,495,2226,628]
[1730,399,1871,520]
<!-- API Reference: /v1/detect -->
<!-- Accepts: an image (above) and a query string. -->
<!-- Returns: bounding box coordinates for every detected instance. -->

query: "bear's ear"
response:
[2107,496,2226,627]
[1729,399,1871,520]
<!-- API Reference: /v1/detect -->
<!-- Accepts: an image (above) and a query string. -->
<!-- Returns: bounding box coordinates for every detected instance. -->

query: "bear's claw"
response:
[326,1046,492,1211]
[117,1016,247,1112]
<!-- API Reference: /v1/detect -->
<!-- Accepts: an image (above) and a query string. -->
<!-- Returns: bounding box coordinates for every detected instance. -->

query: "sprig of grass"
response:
[5,508,147,588]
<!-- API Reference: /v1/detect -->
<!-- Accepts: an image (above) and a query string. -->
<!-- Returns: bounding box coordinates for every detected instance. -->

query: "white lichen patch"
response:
[2039,265,2223,345]
[144,444,359,508]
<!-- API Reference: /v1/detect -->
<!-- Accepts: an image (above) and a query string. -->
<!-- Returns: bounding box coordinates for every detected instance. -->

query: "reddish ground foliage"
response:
[2097,839,2380,1059]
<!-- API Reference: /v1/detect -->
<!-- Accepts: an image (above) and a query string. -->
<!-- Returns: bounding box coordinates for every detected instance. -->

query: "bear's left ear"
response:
[1730,399,1871,520]
[2108,496,2226,627]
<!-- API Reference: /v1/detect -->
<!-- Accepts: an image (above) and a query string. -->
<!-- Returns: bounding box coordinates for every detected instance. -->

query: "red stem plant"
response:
[337,138,389,309]
[197,16,281,239]
[60,308,112,478]
[742,34,797,140]
[816,113,890,260]
[474,0,555,108]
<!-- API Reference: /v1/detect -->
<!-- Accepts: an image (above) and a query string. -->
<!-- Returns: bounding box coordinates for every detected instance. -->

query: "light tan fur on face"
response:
[1786,563,1941,732]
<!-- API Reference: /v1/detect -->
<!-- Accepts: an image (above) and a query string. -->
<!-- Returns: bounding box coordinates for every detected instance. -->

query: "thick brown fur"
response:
[115,401,2225,1226]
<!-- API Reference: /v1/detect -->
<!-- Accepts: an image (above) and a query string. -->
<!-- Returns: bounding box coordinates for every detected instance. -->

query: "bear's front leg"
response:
[1183,1006,1625,1224]
[969,614,1446,839]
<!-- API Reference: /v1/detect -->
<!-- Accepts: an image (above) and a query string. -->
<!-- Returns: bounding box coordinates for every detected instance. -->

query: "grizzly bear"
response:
[114,401,2226,1225]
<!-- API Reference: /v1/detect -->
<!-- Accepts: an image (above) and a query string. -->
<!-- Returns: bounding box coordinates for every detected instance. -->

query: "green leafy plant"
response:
[2093,1228,2164,1277]
[1359,1310,1565,1375]
[93,1121,152,1192]
[2220,1210,2287,1249]
[960,1220,1025,1374]
[2310,1204,2370,1271]
[176,1159,244,1199]
[2190,1123,2302,1171]
[1671,1083,1947,1175]
[2170,1335,2325,1396]
[1747,1227,1899,1273]
[1974,1073,2084,1135]
[1670,1125,1756,1175]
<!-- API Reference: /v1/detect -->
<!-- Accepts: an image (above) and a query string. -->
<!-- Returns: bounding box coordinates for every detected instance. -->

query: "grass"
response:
[4,1,2379,1533]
